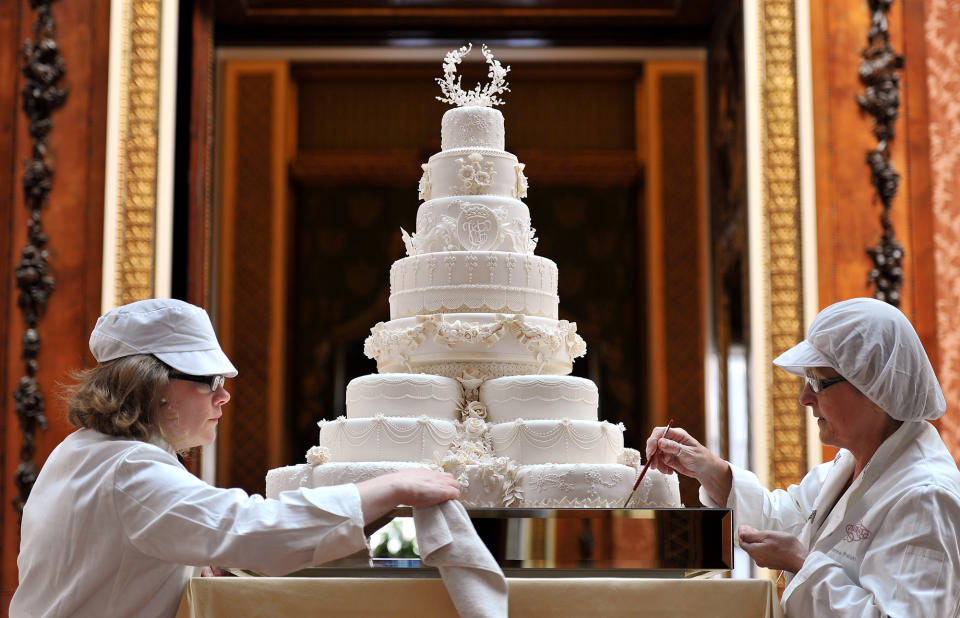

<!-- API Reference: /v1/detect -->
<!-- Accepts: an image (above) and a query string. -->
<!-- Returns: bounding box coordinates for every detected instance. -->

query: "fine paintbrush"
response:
[623,419,673,507]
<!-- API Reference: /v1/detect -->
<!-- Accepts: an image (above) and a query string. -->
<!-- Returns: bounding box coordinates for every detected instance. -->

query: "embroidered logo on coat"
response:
[844,520,871,542]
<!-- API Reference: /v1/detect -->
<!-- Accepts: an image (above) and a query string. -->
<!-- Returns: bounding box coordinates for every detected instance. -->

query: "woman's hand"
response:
[645,426,732,505]
[356,468,460,524]
[738,525,808,573]
[200,566,229,577]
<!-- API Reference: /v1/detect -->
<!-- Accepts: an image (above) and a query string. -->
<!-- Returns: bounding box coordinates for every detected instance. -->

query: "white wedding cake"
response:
[267,45,680,509]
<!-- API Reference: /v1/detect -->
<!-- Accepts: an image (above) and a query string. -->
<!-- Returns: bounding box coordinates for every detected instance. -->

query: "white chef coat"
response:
[10,429,367,618]
[701,421,960,616]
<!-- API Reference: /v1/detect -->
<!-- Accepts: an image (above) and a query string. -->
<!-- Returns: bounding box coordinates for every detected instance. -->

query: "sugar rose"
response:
[464,417,487,439]
[464,401,488,420]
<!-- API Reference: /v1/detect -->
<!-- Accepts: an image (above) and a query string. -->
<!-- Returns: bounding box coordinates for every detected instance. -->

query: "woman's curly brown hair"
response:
[65,355,170,441]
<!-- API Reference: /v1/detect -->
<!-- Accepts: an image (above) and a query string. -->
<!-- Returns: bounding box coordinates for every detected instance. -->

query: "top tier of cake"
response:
[419,106,526,205]
[441,106,505,151]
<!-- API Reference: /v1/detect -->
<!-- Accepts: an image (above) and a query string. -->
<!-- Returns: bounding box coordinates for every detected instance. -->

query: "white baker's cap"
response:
[773,297,945,421]
[89,298,237,377]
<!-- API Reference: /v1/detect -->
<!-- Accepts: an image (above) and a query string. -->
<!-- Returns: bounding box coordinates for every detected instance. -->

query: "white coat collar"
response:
[147,433,179,457]
[806,421,922,546]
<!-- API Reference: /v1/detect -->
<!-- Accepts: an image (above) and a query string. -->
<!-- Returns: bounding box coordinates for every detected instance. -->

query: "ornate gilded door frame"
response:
[102,0,180,310]
[101,3,820,494]
[743,0,819,493]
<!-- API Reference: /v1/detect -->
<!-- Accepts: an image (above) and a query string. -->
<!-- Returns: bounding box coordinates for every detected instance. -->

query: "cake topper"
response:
[436,43,511,107]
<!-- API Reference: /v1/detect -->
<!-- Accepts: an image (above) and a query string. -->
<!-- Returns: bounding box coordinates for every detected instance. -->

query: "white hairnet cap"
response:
[773,297,945,421]
[89,298,237,377]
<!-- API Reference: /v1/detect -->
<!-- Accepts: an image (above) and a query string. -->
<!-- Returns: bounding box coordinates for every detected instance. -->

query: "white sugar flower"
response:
[463,417,487,439]
[463,401,488,420]
[306,446,331,466]
[619,447,642,468]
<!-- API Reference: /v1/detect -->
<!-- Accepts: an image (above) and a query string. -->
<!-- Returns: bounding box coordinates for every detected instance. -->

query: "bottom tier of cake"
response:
[265,461,681,508]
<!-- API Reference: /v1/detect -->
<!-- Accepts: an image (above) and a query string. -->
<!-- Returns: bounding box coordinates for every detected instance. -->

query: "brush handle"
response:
[623,420,673,507]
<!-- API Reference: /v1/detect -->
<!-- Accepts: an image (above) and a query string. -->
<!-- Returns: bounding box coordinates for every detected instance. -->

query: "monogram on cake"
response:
[266,44,680,509]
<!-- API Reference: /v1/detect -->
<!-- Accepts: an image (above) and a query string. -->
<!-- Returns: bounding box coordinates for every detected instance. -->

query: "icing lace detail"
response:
[415,361,542,380]
[531,468,575,494]
[582,468,624,499]
[317,415,459,461]
[517,464,630,505]
[436,43,511,108]
[490,419,624,464]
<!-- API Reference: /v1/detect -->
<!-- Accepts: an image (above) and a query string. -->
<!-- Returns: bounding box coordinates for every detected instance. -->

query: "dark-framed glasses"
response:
[805,375,846,393]
[169,372,225,392]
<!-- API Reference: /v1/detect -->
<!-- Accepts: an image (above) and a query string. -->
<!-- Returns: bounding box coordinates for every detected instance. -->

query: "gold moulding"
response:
[760,0,806,487]
[113,0,163,304]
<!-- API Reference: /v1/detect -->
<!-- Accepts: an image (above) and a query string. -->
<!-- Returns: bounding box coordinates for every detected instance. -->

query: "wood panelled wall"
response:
[1,0,109,606]
[810,0,936,338]
[642,62,708,507]
[809,0,948,461]
[216,61,291,493]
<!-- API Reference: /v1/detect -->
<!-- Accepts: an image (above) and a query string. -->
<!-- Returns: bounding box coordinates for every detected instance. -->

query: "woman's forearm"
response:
[355,469,460,524]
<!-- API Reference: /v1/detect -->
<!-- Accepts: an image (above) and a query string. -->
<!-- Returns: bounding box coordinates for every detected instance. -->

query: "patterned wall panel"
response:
[925,0,960,463]
[220,74,274,493]
[660,74,704,428]
[658,73,706,506]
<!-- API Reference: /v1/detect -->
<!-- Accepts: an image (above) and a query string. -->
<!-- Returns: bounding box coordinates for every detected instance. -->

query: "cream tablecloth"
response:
[175,576,782,617]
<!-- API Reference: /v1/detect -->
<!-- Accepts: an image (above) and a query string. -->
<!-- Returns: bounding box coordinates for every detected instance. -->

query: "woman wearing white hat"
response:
[645,298,960,616]
[11,298,460,618]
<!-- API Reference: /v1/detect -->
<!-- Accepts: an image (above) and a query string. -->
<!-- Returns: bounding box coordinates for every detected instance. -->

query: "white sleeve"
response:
[699,461,832,538]
[783,485,960,617]
[112,444,367,575]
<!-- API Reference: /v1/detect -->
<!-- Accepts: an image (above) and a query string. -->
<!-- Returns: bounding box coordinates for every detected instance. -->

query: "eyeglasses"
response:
[169,372,225,392]
[805,375,847,393]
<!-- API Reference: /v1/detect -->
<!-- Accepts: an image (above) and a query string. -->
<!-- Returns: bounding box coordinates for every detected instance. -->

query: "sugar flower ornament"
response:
[305,446,331,466]
[463,417,488,440]
[618,448,642,469]
[436,43,511,107]
[463,400,488,421]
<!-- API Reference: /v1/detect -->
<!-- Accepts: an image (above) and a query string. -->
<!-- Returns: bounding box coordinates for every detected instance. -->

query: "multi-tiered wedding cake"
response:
[266,45,680,509]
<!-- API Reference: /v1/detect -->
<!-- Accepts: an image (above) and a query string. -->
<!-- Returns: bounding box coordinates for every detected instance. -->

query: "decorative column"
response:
[13,0,67,518]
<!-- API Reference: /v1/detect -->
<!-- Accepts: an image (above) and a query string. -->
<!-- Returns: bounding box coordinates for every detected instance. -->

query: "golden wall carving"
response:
[758,0,807,487]
[114,0,161,304]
